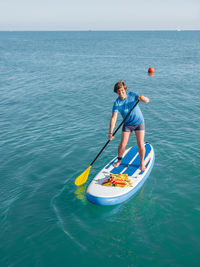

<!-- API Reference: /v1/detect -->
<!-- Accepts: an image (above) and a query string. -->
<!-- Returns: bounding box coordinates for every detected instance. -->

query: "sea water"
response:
[0,31,200,267]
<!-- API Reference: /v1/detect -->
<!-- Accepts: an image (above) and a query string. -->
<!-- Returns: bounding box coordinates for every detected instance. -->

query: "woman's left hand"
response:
[139,95,150,103]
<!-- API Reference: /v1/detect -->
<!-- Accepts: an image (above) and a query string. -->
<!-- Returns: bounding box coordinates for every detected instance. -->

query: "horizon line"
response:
[0,29,200,32]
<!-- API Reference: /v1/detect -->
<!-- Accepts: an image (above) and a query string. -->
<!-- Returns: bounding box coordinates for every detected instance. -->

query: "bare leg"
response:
[135,130,146,171]
[113,131,131,167]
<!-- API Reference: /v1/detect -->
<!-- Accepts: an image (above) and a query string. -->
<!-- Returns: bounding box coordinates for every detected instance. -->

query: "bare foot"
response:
[113,160,121,167]
[140,163,146,171]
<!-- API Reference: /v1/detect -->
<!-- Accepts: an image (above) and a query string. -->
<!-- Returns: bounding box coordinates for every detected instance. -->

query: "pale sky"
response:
[0,0,199,30]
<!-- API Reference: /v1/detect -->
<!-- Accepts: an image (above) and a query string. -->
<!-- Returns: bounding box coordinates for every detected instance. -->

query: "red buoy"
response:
[148,67,154,73]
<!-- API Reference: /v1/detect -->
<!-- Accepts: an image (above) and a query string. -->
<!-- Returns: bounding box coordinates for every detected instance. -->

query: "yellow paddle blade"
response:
[75,165,92,186]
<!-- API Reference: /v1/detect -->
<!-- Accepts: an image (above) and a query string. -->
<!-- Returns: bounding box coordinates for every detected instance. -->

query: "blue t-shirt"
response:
[112,91,144,126]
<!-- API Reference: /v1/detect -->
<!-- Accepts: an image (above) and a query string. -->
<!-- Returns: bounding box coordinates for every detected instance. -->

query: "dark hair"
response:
[114,80,127,93]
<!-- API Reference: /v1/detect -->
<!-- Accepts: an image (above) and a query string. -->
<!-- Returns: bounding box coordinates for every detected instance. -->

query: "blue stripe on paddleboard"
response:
[111,146,138,174]
[124,143,151,176]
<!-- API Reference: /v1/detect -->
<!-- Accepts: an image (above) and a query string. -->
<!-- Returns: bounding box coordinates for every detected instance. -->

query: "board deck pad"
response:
[111,143,151,175]
[109,145,138,174]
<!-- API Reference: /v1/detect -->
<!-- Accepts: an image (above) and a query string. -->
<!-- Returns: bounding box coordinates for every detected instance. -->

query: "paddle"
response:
[75,97,141,186]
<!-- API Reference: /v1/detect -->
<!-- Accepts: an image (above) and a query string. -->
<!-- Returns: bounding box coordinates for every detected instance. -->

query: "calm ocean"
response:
[0,31,200,267]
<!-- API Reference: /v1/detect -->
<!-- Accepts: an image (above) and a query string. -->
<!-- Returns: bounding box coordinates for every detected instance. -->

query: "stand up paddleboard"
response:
[86,142,155,206]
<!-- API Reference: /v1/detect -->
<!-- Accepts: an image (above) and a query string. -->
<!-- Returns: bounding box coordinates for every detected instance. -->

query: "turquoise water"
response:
[0,31,200,266]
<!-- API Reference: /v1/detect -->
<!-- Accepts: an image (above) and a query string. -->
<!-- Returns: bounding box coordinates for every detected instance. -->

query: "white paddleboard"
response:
[86,142,155,205]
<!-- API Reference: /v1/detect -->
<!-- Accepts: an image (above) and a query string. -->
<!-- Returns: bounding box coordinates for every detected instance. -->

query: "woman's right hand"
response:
[109,133,114,141]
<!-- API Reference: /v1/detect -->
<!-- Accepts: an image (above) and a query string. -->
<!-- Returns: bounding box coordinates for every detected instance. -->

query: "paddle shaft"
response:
[90,99,140,166]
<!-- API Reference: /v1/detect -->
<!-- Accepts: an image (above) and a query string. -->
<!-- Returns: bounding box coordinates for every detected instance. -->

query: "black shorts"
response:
[122,122,145,132]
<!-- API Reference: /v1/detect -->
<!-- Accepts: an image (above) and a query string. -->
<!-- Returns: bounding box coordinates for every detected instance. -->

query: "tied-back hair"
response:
[114,80,127,93]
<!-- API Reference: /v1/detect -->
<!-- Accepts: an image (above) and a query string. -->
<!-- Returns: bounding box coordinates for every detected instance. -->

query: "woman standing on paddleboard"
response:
[109,80,149,171]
